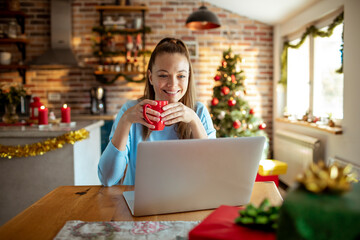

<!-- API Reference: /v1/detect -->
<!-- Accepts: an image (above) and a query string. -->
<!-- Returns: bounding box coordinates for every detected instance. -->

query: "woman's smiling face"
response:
[148,53,189,103]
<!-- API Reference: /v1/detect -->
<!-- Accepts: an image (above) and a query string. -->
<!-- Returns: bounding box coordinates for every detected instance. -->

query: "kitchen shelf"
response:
[94,70,145,75]
[93,4,149,84]
[0,38,29,44]
[0,10,28,84]
[95,5,148,12]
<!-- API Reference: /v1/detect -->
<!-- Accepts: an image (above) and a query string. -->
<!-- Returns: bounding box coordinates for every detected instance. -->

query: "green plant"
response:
[0,83,27,105]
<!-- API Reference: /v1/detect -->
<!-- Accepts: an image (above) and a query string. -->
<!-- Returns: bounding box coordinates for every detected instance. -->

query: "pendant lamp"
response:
[185,4,221,30]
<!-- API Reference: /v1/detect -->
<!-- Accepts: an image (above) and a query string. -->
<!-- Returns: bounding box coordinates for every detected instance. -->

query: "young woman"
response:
[98,37,216,186]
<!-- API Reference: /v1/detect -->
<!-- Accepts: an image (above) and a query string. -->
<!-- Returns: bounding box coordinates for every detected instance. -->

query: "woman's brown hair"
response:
[141,37,196,140]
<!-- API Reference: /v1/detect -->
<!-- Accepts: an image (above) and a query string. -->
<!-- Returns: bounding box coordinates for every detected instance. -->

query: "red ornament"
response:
[228,98,236,106]
[249,109,255,115]
[259,122,266,130]
[231,74,236,83]
[233,120,241,129]
[221,86,230,95]
[211,98,219,106]
[214,75,221,81]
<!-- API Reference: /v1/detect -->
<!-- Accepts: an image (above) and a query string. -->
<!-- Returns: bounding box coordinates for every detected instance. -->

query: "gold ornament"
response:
[225,55,229,59]
[0,129,90,159]
[227,76,231,81]
[296,161,358,194]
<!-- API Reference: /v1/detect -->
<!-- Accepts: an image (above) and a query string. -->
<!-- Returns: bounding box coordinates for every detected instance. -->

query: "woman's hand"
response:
[122,99,160,129]
[161,102,196,125]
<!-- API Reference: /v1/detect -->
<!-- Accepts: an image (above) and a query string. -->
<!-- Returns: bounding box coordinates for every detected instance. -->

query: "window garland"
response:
[279,12,344,86]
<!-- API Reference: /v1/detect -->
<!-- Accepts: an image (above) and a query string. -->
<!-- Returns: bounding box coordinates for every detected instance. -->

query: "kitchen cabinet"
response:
[0,10,28,84]
[93,5,150,84]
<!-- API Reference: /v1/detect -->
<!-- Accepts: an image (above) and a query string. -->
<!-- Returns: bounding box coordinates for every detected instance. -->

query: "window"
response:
[286,23,344,120]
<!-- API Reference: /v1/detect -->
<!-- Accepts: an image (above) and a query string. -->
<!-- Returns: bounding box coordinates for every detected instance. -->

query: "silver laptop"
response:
[123,136,265,216]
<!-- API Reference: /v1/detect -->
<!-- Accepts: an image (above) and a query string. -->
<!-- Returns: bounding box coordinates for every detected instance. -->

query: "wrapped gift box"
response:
[277,183,360,240]
[256,160,288,186]
[188,205,276,240]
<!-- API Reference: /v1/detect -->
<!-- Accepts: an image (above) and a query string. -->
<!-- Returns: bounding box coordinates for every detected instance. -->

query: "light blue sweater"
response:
[98,100,216,186]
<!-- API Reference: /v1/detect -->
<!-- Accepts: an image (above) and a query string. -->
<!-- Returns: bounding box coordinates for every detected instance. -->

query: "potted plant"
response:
[0,83,26,124]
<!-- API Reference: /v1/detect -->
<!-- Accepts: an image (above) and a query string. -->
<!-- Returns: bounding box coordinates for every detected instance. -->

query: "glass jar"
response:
[7,21,18,39]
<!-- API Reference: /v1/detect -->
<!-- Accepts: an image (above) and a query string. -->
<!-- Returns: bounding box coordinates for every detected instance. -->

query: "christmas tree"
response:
[210,48,268,157]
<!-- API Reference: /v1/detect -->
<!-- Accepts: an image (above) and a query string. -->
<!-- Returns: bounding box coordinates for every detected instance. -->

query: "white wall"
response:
[273,0,360,166]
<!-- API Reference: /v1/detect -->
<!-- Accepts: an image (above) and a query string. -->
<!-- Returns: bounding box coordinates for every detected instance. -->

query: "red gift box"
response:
[188,205,275,240]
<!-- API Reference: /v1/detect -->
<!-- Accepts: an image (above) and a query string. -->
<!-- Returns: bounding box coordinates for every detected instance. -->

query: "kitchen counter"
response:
[0,120,104,138]
[0,120,104,225]
[72,113,117,121]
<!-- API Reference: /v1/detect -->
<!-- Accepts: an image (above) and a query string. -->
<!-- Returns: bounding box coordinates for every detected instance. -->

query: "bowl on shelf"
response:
[0,52,11,65]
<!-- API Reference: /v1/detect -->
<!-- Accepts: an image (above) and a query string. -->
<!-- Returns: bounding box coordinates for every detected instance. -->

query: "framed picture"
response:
[184,41,198,59]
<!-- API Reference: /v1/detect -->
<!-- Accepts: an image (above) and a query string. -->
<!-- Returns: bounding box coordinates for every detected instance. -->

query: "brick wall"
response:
[0,0,273,150]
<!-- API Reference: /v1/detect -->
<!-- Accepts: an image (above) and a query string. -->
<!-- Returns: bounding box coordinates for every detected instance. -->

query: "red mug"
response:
[143,100,168,131]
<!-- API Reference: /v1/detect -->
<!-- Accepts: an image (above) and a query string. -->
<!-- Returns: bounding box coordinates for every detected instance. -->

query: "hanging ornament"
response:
[231,74,236,83]
[235,91,243,98]
[228,98,236,107]
[249,109,255,115]
[227,76,231,82]
[214,75,221,81]
[218,111,225,120]
[259,122,267,130]
[222,60,227,68]
[242,109,247,115]
[233,120,241,129]
[225,55,229,59]
[211,97,219,106]
[248,124,253,130]
[221,86,230,95]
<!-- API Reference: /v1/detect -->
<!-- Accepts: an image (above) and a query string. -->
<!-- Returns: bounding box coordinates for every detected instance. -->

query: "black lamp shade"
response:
[186,6,221,30]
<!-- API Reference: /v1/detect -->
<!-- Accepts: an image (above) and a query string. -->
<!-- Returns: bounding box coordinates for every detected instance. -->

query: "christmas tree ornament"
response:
[231,74,236,83]
[259,122,266,130]
[214,75,221,81]
[249,109,255,115]
[221,86,230,95]
[228,98,236,106]
[233,120,241,129]
[225,55,229,59]
[224,73,228,77]
[248,124,253,130]
[227,76,231,81]
[211,97,219,106]
[218,111,225,120]
[235,91,243,98]
[242,110,247,115]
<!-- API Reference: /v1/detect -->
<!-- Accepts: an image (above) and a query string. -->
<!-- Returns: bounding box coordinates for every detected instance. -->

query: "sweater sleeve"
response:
[97,101,134,186]
[196,102,217,139]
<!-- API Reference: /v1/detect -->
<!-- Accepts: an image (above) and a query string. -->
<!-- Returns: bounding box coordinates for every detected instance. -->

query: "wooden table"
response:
[0,182,282,240]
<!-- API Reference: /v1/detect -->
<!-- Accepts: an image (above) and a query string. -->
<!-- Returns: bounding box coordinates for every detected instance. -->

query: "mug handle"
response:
[143,104,154,124]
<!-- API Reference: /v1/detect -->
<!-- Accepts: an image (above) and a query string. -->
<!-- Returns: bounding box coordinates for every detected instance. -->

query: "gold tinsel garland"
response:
[296,161,358,194]
[0,128,89,159]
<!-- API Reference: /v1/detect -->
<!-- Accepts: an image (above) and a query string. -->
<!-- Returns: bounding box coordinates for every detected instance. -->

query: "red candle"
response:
[61,104,71,123]
[38,105,48,125]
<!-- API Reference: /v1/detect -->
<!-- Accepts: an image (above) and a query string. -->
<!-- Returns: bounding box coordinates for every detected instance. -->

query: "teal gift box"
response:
[277,183,360,240]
